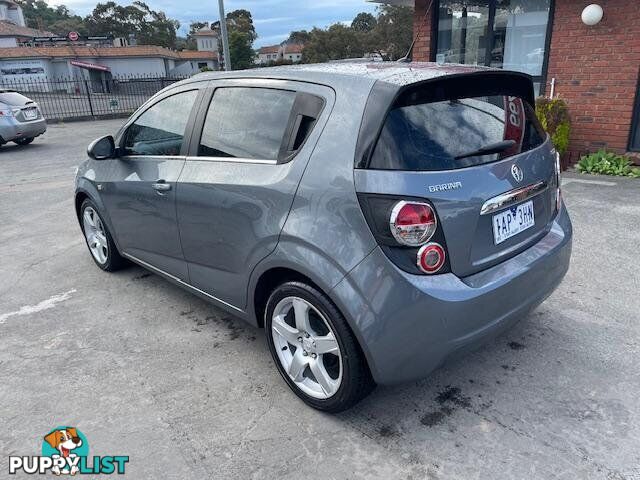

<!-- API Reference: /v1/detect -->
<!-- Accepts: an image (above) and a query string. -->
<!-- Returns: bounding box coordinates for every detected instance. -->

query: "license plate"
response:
[23,108,37,120]
[492,200,535,245]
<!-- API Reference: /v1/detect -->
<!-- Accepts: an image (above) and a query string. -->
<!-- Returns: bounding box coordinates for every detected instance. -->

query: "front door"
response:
[100,87,202,280]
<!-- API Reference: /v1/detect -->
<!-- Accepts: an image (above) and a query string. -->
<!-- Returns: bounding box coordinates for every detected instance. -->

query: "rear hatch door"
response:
[355,72,559,278]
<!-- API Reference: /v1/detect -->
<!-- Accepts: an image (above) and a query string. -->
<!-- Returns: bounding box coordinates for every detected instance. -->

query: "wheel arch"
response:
[74,183,122,253]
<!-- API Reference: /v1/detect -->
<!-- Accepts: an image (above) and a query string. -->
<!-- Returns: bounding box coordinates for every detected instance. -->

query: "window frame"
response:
[629,73,640,152]
[116,83,207,159]
[187,80,326,165]
[431,0,555,96]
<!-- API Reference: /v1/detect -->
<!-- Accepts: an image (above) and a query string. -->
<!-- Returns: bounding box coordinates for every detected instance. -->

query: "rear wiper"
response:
[454,140,516,160]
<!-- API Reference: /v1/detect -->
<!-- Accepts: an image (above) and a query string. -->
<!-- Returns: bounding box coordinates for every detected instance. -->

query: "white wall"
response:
[0,37,17,47]
[0,59,53,91]
[197,36,219,53]
[96,57,168,77]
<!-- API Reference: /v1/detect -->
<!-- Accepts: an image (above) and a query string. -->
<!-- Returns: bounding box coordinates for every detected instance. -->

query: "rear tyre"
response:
[14,137,34,145]
[80,199,127,272]
[265,281,374,412]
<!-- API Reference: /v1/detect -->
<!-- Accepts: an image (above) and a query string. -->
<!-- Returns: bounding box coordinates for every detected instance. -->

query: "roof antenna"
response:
[397,0,435,63]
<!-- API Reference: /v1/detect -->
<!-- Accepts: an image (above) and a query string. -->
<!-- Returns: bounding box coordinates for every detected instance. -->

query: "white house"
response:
[0,0,56,47]
[255,43,304,65]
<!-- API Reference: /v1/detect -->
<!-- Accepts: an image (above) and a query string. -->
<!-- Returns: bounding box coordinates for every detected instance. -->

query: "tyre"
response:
[265,281,374,412]
[80,199,127,272]
[14,137,34,145]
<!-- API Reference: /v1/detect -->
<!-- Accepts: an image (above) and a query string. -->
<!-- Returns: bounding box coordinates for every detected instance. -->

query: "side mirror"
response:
[87,135,116,160]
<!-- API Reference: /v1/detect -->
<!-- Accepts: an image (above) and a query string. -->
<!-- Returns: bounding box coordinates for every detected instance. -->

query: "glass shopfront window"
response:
[436,0,552,93]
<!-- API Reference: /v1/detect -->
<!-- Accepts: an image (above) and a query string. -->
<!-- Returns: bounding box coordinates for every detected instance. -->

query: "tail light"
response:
[390,201,437,246]
[357,194,451,275]
[417,243,446,274]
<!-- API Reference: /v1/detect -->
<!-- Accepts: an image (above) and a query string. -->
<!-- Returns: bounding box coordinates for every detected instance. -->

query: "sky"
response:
[52,0,380,47]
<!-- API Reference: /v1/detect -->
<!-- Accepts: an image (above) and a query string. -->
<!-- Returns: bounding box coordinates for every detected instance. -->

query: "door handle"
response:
[152,181,172,192]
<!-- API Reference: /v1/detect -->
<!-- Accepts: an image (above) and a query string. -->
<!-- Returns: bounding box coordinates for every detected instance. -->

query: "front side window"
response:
[123,90,198,156]
[198,87,296,160]
[370,94,546,171]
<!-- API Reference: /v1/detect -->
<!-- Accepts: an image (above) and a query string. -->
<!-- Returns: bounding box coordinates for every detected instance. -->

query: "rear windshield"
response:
[369,95,546,171]
[0,92,31,106]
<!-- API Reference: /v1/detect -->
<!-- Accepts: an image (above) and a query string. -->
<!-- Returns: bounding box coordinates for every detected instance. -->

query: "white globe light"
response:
[581,4,604,26]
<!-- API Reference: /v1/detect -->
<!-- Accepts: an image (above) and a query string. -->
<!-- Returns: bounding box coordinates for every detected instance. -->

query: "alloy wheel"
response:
[82,206,109,265]
[271,296,342,399]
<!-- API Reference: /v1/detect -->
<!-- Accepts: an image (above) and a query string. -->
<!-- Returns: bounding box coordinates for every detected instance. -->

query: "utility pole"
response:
[218,0,232,71]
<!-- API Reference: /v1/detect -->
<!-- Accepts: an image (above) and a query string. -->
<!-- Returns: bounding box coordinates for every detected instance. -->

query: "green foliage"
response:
[16,0,86,34]
[17,0,180,48]
[302,24,367,63]
[302,5,413,64]
[577,150,640,178]
[351,12,377,32]
[535,97,571,156]
[227,31,255,70]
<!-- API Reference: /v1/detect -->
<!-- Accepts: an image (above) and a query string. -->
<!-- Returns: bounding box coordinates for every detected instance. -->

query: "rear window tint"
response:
[369,95,546,171]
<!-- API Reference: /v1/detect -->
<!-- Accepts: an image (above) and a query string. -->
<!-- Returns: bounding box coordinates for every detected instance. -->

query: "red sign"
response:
[502,96,525,158]
[70,60,110,72]
[68,31,79,41]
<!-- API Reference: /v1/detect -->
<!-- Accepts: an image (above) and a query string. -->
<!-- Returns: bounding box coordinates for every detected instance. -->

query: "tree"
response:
[351,12,377,33]
[17,0,85,34]
[288,30,310,45]
[302,24,366,64]
[212,9,257,70]
[369,5,414,60]
[84,1,179,48]
[227,30,255,70]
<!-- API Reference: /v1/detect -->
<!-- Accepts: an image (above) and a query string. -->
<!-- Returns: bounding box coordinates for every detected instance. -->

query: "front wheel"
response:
[80,199,127,271]
[14,137,34,145]
[265,281,374,412]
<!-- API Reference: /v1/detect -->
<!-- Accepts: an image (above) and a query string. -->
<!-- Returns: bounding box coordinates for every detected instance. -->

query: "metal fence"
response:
[0,74,189,121]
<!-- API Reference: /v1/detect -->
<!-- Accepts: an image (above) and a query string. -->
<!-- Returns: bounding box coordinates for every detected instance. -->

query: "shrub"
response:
[535,97,571,156]
[577,150,640,178]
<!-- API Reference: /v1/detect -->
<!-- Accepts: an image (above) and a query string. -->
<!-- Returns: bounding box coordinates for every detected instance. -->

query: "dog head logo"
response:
[44,428,82,458]
[42,427,89,476]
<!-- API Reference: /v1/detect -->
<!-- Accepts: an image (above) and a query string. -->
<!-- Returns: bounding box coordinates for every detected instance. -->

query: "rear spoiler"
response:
[355,70,536,169]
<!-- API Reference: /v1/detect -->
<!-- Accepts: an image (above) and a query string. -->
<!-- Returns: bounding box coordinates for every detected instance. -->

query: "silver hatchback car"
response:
[0,89,46,146]
[75,62,572,412]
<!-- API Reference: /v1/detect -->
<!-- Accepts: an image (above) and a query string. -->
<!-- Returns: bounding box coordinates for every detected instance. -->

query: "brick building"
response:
[375,0,640,160]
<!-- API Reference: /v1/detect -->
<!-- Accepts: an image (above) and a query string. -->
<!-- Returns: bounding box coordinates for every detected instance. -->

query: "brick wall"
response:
[546,0,640,160]
[413,0,434,62]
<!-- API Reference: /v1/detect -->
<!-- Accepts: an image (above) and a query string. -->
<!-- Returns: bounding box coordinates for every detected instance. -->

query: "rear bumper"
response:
[332,203,572,385]
[0,118,47,143]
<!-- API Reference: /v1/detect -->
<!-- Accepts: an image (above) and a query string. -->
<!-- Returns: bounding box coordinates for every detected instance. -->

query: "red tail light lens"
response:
[417,243,446,274]
[389,201,437,246]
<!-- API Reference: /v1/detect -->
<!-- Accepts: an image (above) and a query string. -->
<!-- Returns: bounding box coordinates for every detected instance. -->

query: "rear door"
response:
[176,79,332,309]
[355,73,559,278]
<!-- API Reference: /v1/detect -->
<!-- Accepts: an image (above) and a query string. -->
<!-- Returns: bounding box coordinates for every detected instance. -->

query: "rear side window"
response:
[370,95,546,171]
[199,87,296,160]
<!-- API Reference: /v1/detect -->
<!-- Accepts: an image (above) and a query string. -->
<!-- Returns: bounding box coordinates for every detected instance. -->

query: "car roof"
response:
[193,61,504,91]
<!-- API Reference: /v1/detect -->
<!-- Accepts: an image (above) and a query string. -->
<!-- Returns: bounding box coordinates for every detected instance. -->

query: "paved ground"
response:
[1,119,639,479]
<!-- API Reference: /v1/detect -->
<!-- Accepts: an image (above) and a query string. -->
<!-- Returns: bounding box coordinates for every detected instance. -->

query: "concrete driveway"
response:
[1,119,639,479]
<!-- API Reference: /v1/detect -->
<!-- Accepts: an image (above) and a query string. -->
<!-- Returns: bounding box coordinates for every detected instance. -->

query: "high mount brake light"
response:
[417,243,446,274]
[389,201,437,247]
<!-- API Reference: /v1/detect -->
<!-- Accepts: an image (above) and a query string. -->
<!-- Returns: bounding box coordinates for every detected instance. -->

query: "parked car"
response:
[75,62,572,412]
[0,89,46,147]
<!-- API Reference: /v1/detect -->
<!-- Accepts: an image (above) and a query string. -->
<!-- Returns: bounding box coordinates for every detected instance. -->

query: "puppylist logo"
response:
[9,426,129,475]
